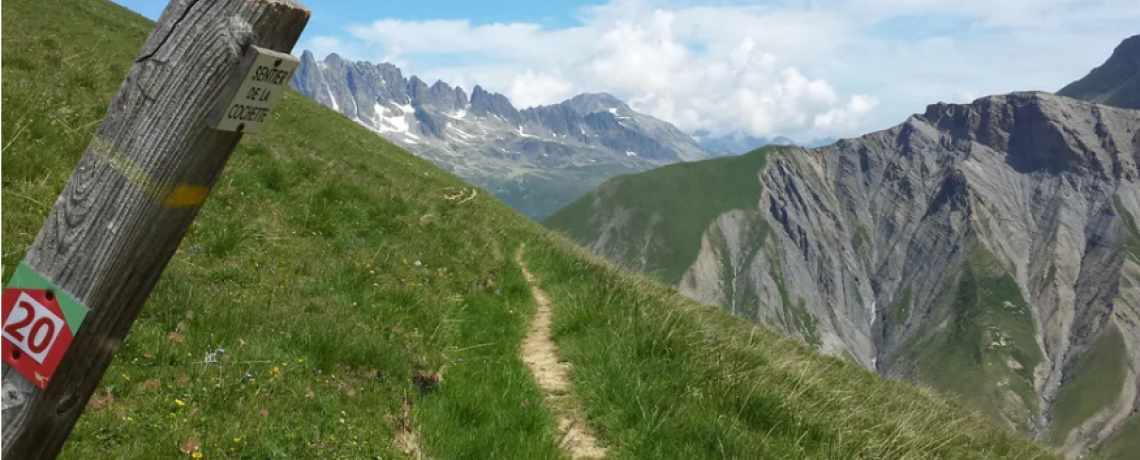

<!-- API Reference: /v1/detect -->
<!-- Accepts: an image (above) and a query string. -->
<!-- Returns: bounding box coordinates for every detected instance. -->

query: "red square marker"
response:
[2,288,75,389]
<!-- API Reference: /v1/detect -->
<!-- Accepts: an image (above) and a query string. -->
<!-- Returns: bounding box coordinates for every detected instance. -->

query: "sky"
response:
[115,0,1139,143]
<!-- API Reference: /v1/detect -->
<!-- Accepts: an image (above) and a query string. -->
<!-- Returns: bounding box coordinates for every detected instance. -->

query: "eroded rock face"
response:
[560,91,1140,457]
[706,92,1140,456]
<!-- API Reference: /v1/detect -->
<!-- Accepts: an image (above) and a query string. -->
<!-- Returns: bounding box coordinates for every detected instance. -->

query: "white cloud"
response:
[814,95,880,131]
[507,70,576,109]
[301,0,1140,141]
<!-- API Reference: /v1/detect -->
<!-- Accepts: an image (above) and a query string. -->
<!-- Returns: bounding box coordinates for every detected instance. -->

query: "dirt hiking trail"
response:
[515,245,608,459]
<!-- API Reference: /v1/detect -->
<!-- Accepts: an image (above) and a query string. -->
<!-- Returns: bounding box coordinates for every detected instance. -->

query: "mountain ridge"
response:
[291,50,710,219]
[1057,34,1140,110]
[545,89,1140,458]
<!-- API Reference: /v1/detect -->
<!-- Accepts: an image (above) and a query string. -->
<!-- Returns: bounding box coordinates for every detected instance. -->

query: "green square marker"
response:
[6,262,89,334]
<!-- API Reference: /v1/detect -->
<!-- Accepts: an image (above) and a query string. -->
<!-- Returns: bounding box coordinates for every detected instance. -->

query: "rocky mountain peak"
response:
[407,76,430,100]
[568,92,629,116]
[300,49,317,65]
[920,91,1138,177]
[470,85,520,121]
[324,52,345,65]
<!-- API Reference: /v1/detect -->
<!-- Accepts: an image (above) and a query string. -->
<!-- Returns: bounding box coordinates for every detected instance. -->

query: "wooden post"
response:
[0,0,309,458]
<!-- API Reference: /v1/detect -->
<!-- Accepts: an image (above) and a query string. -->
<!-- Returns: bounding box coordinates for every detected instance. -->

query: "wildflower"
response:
[175,399,185,408]
[508,310,514,315]
[121,374,131,382]
[233,438,241,443]
[191,452,203,459]
[297,358,306,364]
[272,366,281,376]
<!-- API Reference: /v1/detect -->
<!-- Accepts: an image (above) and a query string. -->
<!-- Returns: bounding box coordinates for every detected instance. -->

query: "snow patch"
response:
[447,125,475,140]
[370,102,415,138]
[626,151,638,157]
[516,125,538,139]
[869,299,877,370]
[444,109,467,120]
[326,85,339,112]
[606,108,618,114]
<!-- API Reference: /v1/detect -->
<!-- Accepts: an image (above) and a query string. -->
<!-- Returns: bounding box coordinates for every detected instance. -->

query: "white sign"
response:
[210,46,299,134]
[2,292,65,364]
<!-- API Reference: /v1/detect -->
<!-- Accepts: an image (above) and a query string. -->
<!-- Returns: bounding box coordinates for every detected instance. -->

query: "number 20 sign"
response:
[1,264,88,389]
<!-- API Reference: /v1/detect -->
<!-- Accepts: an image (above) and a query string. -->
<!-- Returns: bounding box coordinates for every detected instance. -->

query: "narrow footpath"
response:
[515,245,608,459]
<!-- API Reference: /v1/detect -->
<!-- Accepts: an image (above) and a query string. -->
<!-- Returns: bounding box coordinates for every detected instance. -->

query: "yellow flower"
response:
[272,366,281,376]
[174,399,185,408]
[297,358,305,364]
[508,310,514,315]
[233,438,241,443]
[121,374,131,382]
[191,452,203,459]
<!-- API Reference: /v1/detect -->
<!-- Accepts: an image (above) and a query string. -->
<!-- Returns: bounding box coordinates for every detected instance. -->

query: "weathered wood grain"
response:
[1,0,309,458]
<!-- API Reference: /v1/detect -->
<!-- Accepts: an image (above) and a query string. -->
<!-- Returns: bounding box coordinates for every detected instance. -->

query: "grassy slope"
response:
[3,2,563,458]
[900,247,1043,433]
[1093,414,1140,460]
[1056,35,1140,110]
[2,0,1057,458]
[526,240,1054,459]
[1047,324,1128,444]
[543,147,777,285]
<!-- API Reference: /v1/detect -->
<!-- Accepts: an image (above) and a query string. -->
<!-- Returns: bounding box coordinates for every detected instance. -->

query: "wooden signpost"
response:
[0,0,309,458]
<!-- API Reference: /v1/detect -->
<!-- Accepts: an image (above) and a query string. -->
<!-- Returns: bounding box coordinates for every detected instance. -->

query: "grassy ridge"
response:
[525,238,1055,459]
[3,1,563,457]
[3,0,1061,458]
[544,147,777,284]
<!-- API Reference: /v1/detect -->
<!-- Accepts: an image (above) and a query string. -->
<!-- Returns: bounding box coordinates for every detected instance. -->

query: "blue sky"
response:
[114,0,1139,142]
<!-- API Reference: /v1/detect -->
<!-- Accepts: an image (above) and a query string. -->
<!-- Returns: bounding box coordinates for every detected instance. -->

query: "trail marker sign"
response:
[1,1,309,457]
[1,264,89,390]
[208,45,300,134]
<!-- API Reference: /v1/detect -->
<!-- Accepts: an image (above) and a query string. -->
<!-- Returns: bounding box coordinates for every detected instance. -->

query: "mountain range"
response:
[694,130,838,156]
[291,51,714,219]
[545,34,1140,459]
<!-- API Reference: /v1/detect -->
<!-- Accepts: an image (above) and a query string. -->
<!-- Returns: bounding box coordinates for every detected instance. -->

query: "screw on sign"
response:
[1,263,89,390]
